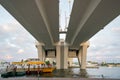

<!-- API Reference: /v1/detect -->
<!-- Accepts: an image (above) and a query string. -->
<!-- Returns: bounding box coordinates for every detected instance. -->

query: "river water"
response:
[0,66,120,79]
[87,67,120,79]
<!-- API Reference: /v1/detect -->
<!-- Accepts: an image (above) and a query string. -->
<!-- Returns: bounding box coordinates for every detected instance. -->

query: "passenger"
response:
[13,66,17,76]
[53,61,56,67]
[6,66,8,72]
[37,65,40,74]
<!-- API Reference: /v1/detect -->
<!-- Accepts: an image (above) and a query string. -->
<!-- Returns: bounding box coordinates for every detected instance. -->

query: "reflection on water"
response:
[26,68,88,78]
[37,67,120,79]
[25,68,88,78]
[79,69,88,78]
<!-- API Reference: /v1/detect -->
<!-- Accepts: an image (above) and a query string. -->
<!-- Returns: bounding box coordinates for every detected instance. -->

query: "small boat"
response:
[1,71,25,78]
[87,63,99,68]
[1,61,26,78]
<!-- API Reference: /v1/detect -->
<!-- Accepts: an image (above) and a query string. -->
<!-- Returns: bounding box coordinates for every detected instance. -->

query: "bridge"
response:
[0,0,120,70]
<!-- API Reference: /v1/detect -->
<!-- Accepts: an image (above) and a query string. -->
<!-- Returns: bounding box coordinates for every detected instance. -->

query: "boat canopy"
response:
[12,62,24,65]
[27,61,45,65]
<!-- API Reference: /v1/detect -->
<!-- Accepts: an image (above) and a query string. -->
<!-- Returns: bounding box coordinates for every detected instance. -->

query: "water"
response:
[87,67,120,79]
[0,66,7,74]
[0,66,120,79]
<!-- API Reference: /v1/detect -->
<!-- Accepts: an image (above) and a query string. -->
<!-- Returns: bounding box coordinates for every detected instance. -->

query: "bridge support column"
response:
[56,44,61,69]
[56,42,68,69]
[63,45,68,69]
[78,49,82,67]
[68,58,73,67]
[36,42,45,61]
[79,41,89,70]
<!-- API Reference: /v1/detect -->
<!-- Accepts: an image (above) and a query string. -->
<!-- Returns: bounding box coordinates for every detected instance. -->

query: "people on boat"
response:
[13,66,17,76]
[6,66,8,72]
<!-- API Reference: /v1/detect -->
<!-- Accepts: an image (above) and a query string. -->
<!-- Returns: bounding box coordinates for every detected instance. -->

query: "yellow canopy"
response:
[27,61,45,65]
[12,62,24,65]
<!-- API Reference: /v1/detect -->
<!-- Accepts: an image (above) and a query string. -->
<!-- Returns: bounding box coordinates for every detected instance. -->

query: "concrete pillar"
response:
[81,45,87,69]
[35,42,45,61]
[63,45,68,69]
[56,44,61,69]
[56,41,69,69]
[68,58,73,67]
[42,48,46,61]
[78,49,82,67]
[80,41,90,70]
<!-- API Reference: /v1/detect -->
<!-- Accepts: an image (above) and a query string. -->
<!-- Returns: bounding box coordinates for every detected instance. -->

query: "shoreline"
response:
[0,77,120,80]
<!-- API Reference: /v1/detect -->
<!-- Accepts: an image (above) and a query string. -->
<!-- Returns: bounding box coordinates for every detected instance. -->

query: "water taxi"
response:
[12,58,55,73]
[1,59,55,78]
[26,61,55,75]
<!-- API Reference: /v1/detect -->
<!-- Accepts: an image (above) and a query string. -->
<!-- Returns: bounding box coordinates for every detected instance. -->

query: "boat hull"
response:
[42,68,55,73]
[1,71,25,78]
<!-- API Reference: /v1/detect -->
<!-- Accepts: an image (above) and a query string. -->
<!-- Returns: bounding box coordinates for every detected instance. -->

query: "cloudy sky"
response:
[0,1,120,63]
[0,5,38,62]
[87,15,120,63]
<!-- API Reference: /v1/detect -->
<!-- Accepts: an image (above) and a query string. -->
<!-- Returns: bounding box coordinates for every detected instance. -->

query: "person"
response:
[21,59,23,62]
[27,64,30,75]
[6,66,8,72]
[102,74,104,78]
[13,66,17,76]
[46,61,50,67]
[68,61,70,67]
[52,61,56,66]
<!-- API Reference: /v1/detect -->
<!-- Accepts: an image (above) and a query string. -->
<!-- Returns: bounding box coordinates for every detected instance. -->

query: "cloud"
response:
[4,54,13,60]
[115,56,120,59]
[111,27,120,32]
[88,16,120,62]
[17,49,24,54]
[2,25,14,32]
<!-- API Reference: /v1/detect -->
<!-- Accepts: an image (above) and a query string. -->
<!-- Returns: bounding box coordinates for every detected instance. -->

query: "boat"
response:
[1,62,25,78]
[12,60,55,73]
[1,71,25,78]
[1,59,55,77]
[42,67,55,73]
[26,61,55,75]
[87,63,99,68]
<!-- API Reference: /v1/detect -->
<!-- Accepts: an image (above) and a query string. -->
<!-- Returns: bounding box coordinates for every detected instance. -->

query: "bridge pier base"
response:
[78,41,89,70]
[56,42,68,69]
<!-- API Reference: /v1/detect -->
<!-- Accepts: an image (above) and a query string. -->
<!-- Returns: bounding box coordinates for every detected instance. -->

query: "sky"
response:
[0,1,120,63]
[87,15,120,63]
[0,5,38,62]
[59,0,74,40]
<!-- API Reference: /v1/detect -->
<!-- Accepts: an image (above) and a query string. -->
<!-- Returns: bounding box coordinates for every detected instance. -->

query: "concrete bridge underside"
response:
[0,0,120,70]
